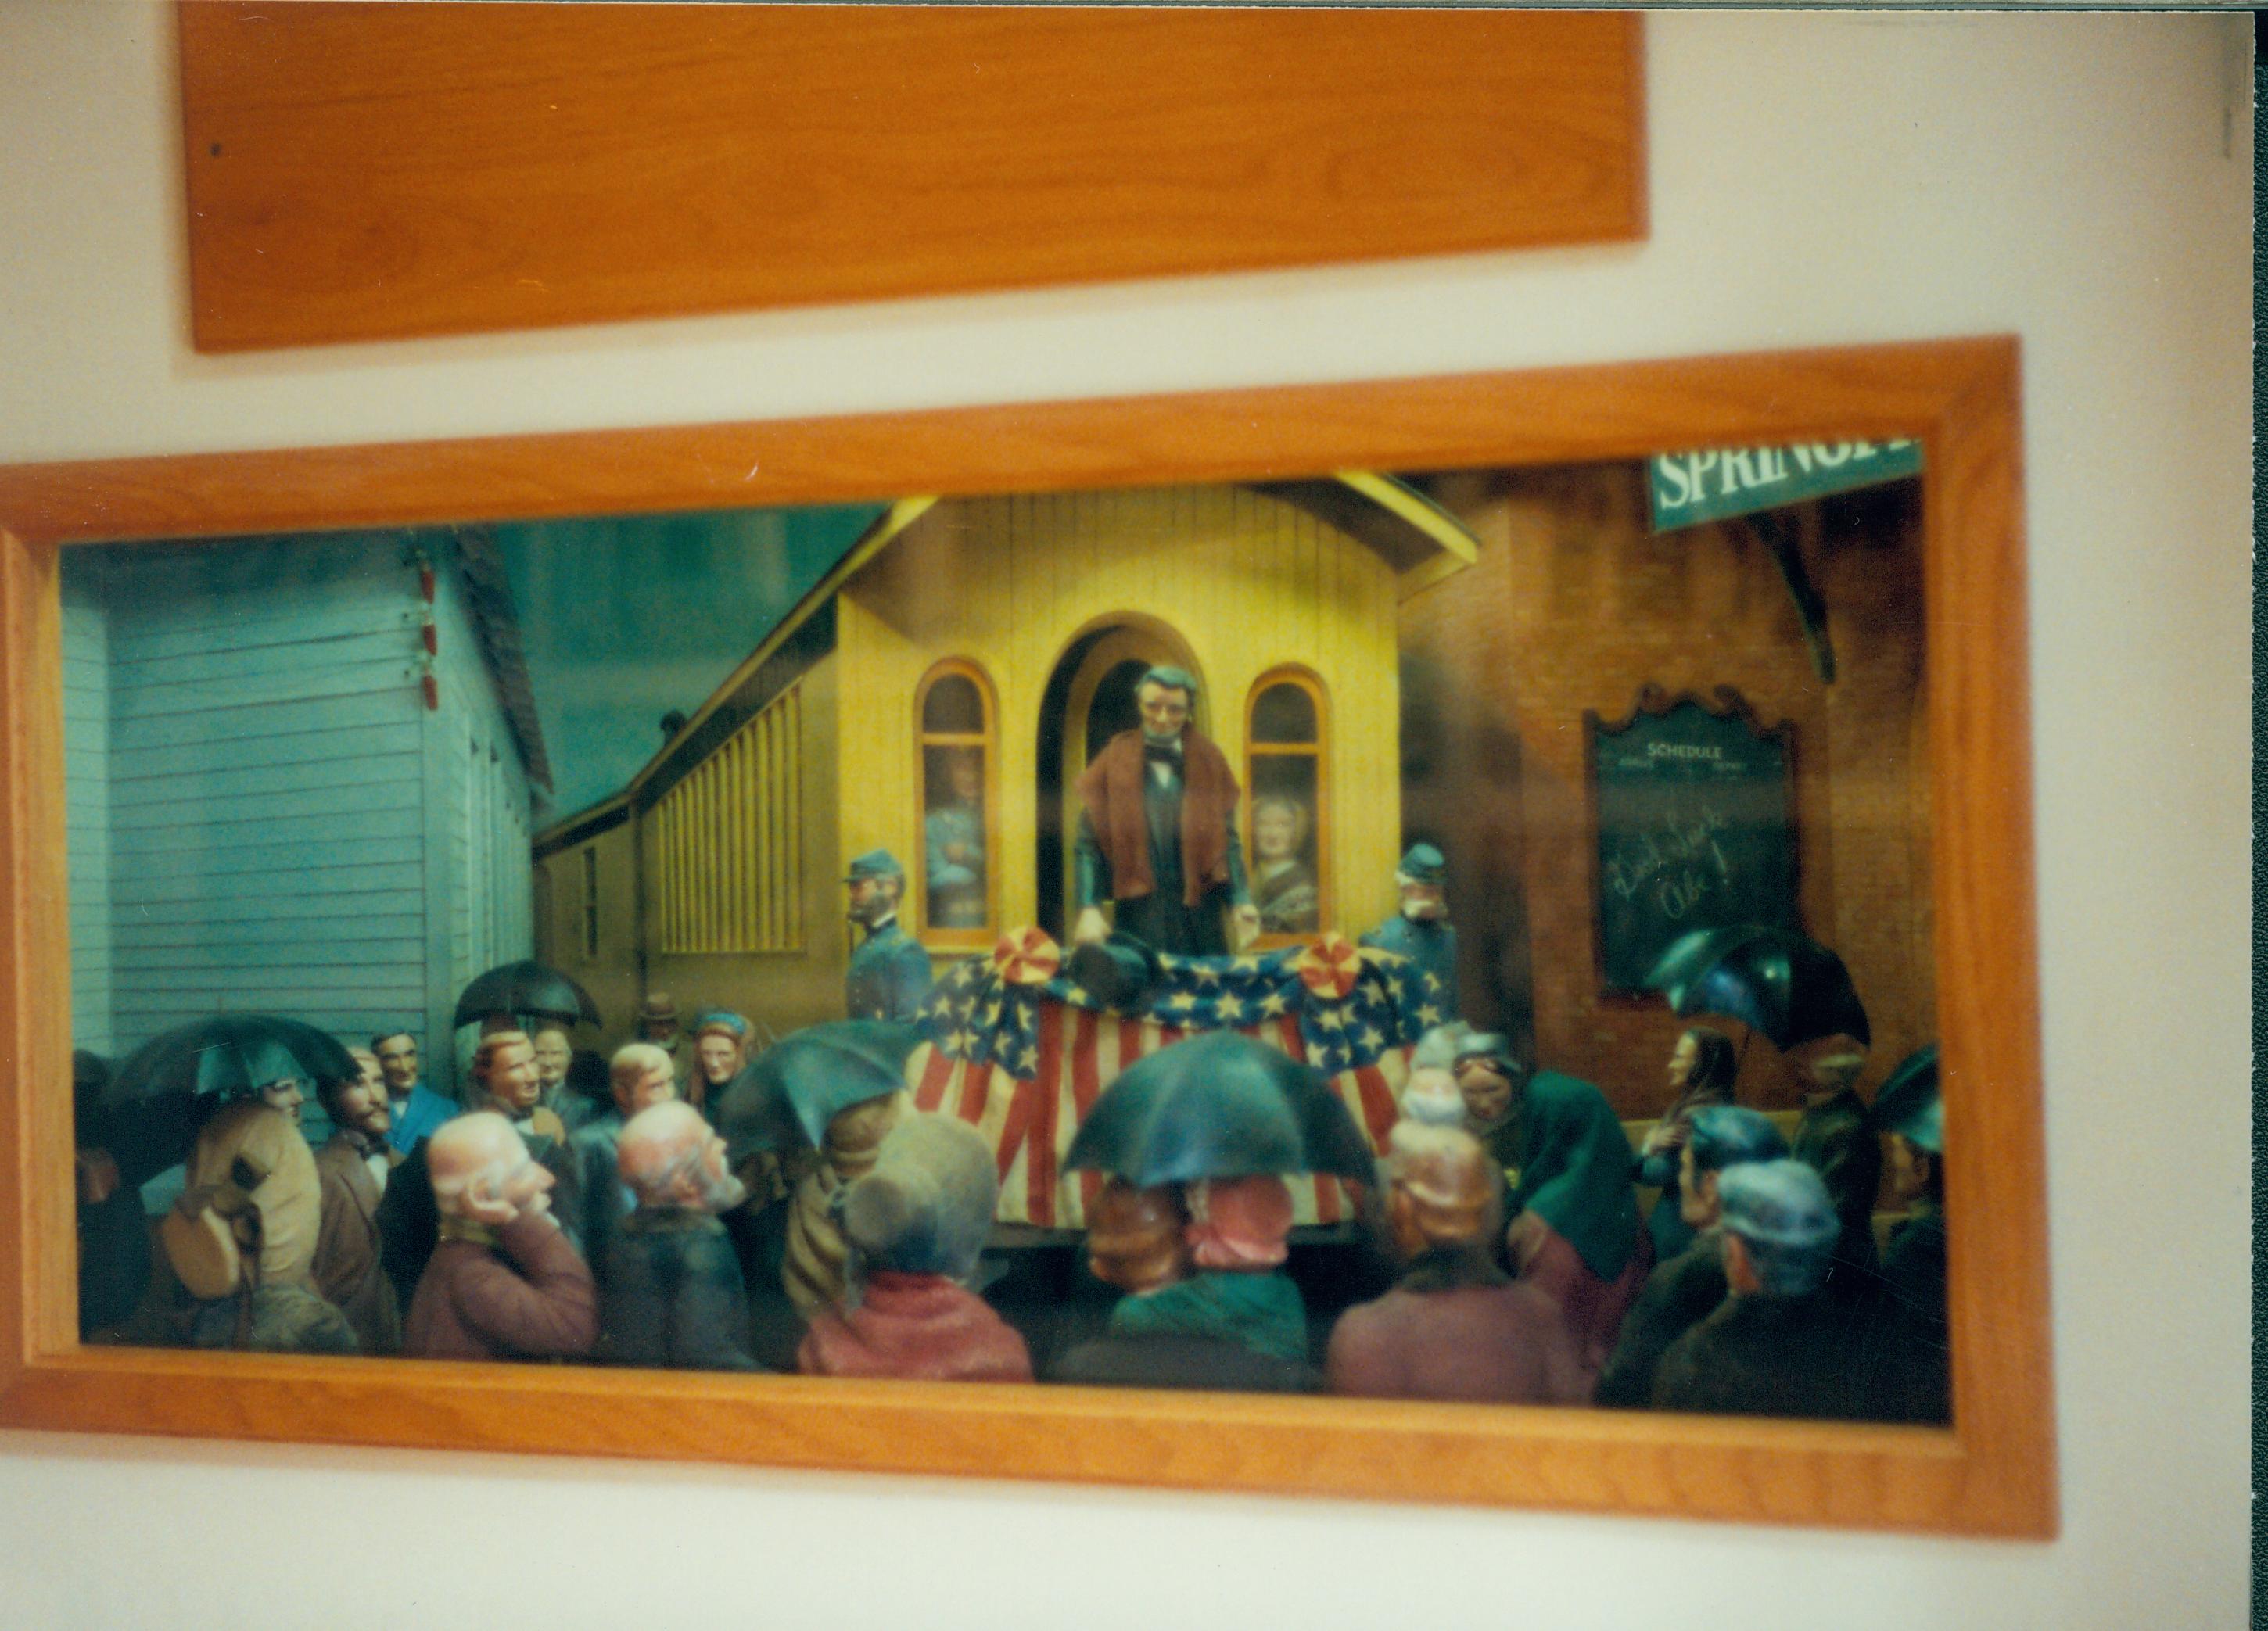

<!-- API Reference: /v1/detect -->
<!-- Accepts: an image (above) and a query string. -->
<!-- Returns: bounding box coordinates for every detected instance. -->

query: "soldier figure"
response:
[1361,843,1457,1020]
[843,849,933,1022]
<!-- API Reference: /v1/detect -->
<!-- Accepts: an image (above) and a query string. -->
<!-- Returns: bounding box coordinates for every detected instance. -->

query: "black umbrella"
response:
[1062,1031,1376,1188]
[710,1020,922,1160]
[1643,924,1871,1050]
[101,1014,361,1174]
[453,959,601,1030]
[1869,1042,1942,1151]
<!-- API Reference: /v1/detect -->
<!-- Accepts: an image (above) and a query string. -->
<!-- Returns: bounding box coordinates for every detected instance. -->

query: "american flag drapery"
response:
[906,930,1448,1230]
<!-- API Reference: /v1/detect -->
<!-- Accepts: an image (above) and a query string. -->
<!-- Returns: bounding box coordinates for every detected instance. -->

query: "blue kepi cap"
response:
[845,848,905,884]
[1398,843,1447,884]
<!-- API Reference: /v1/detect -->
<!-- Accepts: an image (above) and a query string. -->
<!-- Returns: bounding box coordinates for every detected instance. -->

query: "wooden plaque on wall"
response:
[175,3,1647,352]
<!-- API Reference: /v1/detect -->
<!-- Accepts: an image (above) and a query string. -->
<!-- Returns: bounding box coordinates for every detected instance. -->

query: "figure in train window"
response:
[917,661,995,937]
[1246,670,1327,941]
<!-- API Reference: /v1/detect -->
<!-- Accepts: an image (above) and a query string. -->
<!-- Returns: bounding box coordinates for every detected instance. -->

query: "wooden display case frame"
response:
[0,339,2053,1536]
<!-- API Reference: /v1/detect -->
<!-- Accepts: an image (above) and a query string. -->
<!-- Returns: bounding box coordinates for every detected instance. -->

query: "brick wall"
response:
[1399,463,1932,1117]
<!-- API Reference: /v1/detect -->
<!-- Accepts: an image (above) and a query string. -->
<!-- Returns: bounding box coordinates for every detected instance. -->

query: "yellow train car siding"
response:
[835,485,1404,952]
[637,653,844,1044]
[653,683,806,957]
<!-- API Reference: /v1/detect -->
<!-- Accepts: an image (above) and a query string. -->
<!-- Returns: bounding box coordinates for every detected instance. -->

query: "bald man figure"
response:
[403,1113,598,1364]
[1326,1123,1584,1406]
[599,1102,760,1371]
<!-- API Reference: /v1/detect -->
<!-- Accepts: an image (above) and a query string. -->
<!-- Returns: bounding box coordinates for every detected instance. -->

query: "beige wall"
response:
[0,9,2248,1629]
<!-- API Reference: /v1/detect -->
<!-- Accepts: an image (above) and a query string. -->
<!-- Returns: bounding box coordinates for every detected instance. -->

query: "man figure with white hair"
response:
[600,1102,759,1370]
[1326,1122,1584,1405]
[375,1028,578,1310]
[1072,665,1258,958]
[402,1113,598,1363]
[564,1041,679,1264]
[1649,1158,1876,1421]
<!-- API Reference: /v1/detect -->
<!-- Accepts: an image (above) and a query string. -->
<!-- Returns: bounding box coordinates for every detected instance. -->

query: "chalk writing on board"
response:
[1588,689,1799,993]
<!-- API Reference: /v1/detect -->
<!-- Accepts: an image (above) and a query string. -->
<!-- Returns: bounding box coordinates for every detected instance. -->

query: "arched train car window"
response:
[1245,669,1329,945]
[917,661,996,944]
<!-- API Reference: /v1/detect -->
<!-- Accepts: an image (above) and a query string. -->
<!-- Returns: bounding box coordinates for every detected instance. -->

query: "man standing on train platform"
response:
[844,849,934,1022]
[1071,665,1258,959]
[373,1030,457,1157]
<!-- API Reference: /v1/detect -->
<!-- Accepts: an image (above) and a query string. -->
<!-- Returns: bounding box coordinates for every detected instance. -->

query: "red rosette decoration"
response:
[992,925,1063,987]
[1294,933,1362,1002]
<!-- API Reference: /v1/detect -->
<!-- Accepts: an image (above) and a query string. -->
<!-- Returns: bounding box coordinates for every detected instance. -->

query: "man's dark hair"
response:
[1138,664,1199,701]
[1678,1026,1739,1099]
[314,1072,357,1119]
[370,1030,414,1053]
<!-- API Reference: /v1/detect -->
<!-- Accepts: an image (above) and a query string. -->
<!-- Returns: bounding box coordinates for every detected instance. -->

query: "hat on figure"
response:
[836,1113,999,1283]
[1068,930,1163,1012]
[843,849,906,884]
[1396,844,1448,886]
[1717,1159,1839,1296]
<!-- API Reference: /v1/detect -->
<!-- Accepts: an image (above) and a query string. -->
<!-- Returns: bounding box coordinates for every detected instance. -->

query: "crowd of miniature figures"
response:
[72,666,1949,1422]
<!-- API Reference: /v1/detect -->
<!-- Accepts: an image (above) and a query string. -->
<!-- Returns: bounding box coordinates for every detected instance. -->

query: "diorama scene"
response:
[61,441,1948,1424]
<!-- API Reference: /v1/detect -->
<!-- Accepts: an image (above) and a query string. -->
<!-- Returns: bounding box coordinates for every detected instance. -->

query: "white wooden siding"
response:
[62,533,536,1118]
[60,554,113,1053]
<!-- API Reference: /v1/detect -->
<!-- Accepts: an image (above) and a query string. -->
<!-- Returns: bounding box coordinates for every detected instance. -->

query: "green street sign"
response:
[1649,439,1922,532]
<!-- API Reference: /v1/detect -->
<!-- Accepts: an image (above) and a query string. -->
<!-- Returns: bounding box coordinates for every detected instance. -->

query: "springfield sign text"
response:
[1649,439,1922,531]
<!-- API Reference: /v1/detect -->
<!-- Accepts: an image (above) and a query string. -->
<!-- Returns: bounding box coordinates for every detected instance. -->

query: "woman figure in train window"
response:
[1249,794,1319,937]
[923,747,988,930]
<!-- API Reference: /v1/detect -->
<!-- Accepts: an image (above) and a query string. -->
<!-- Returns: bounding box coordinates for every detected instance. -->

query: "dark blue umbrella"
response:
[1644,925,1871,1051]
[101,1014,360,1174]
[453,959,601,1029]
[711,1020,922,1160]
[1063,1031,1375,1188]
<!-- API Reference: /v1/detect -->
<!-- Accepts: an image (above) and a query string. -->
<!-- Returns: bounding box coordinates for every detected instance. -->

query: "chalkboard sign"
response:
[1588,688,1799,993]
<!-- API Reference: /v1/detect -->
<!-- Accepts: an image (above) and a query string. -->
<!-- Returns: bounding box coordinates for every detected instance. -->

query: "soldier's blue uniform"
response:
[843,850,935,1022]
[1360,843,1458,1021]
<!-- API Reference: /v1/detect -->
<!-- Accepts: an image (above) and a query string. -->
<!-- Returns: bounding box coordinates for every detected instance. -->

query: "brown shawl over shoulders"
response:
[1075,728,1239,907]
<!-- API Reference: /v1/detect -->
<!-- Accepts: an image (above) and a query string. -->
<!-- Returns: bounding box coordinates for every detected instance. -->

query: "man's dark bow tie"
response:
[1143,741,1183,765]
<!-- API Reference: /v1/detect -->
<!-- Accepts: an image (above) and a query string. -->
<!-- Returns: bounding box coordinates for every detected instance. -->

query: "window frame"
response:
[1242,665,1331,950]
[912,658,1000,951]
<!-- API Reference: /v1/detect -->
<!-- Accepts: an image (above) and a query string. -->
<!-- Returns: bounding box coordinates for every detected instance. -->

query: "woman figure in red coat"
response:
[797,1114,1032,1383]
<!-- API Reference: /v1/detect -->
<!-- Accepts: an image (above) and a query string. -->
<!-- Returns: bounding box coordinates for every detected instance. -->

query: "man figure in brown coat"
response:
[1326,1121,1587,1405]
[311,1049,401,1355]
[403,1113,598,1363]
[1071,665,1258,958]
